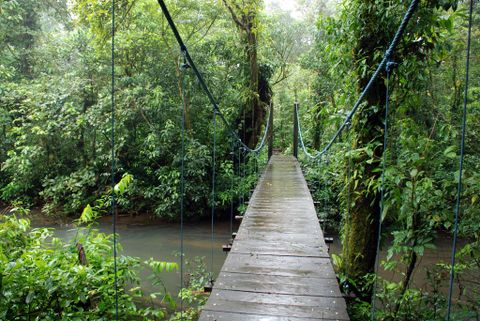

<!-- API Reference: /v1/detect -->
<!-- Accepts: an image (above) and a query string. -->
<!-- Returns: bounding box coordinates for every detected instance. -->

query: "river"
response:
[32,214,236,296]
[32,214,473,302]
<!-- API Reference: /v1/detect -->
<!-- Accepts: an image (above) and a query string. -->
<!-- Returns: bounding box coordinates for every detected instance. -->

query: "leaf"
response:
[165,262,179,272]
[114,173,133,195]
[381,203,390,222]
[443,145,457,159]
[410,168,418,178]
[26,290,34,304]
[80,204,93,224]
[331,253,342,268]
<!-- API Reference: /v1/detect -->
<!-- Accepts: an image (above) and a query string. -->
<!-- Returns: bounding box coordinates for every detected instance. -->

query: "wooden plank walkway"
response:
[199,155,349,321]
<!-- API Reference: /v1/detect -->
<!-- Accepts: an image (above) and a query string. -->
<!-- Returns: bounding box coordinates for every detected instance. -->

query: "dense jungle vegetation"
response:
[0,0,479,320]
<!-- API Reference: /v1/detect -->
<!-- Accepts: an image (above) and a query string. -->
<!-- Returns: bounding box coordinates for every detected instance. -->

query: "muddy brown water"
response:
[32,214,475,304]
[31,214,236,296]
[329,232,475,296]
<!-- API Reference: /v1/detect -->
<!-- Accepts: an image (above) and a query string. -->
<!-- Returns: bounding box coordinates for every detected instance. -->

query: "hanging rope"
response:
[110,0,119,319]
[344,122,352,290]
[323,156,330,220]
[242,148,247,203]
[238,146,242,205]
[156,0,270,154]
[230,138,235,238]
[446,0,474,318]
[254,152,259,179]
[179,50,189,321]
[296,104,317,159]
[295,0,419,160]
[370,59,396,320]
[210,110,217,285]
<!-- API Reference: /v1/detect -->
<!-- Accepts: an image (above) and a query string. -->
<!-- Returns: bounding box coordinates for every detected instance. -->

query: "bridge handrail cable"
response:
[296,0,419,160]
[157,0,270,154]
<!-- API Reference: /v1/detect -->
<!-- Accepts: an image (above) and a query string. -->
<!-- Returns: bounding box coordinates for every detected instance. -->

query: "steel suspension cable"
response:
[110,0,119,319]
[295,104,318,159]
[344,123,352,289]
[156,0,270,154]
[295,0,419,160]
[446,0,474,319]
[323,157,330,220]
[242,148,247,203]
[254,105,272,154]
[370,60,396,320]
[254,153,258,179]
[210,110,217,285]
[230,139,235,238]
[179,54,189,321]
[238,147,242,205]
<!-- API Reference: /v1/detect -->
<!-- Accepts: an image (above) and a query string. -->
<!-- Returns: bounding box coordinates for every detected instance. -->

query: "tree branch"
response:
[222,0,246,29]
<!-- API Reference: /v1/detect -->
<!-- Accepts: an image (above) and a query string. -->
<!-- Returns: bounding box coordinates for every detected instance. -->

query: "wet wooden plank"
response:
[202,290,349,320]
[200,311,346,321]
[230,239,329,257]
[198,155,349,320]
[222,253,337,279]
[214,272,343,297]
[234,231,325,243]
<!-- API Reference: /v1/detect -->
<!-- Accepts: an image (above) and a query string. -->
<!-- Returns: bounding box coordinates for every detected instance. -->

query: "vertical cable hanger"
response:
[446,0,474,319]
[323,156,330,223]
[179,50,190,321]
[238,146,242,206]
[242,147,246,204]
[371,58,397,320]
[110,0,119,319]
[209,109,217,289]
[230,138,235,238]
[344,121,352,291]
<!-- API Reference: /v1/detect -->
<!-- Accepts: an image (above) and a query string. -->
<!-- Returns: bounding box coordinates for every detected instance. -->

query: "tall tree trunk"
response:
[223,0,270,149]
[18,9,37,78]
[341,0,458,301]
[343,78,385,291]
[79,86,95,166]
[342,0,389,298]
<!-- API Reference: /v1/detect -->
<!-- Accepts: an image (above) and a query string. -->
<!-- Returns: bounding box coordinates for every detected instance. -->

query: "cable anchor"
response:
[386,60,399,73]
[180,47,190,70]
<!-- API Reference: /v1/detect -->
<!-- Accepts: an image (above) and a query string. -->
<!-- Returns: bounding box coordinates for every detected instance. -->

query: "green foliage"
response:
[170,256,210,321]
[41,168,97,215]
[299,0,480,318]
[0,0,262,220]
[2,0,478,318]
[0,205,179,320]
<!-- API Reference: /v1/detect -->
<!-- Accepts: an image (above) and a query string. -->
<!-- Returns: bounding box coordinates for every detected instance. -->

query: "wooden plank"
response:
[234,232,325,243]
[202,290,349,320]
[198,155,349,320]
[214,272,343,297]
[230,239,329,257]
[222,253,337,279]
[200,311,345,321]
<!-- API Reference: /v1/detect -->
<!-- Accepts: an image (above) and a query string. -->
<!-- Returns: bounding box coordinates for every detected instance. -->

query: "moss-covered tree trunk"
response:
[342,0,389,299]
[340,0,461,302]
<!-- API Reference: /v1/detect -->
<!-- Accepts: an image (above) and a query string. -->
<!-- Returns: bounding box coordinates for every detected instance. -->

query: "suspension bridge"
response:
[105,0,472,319]
[199,155,349,320]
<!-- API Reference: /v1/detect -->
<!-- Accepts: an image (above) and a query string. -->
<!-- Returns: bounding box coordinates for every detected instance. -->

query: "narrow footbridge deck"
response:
[199,155,349,320]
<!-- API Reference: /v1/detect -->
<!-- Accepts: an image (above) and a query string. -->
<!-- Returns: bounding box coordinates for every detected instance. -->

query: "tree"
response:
[315,0,460,299]
[222,0,271,148]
